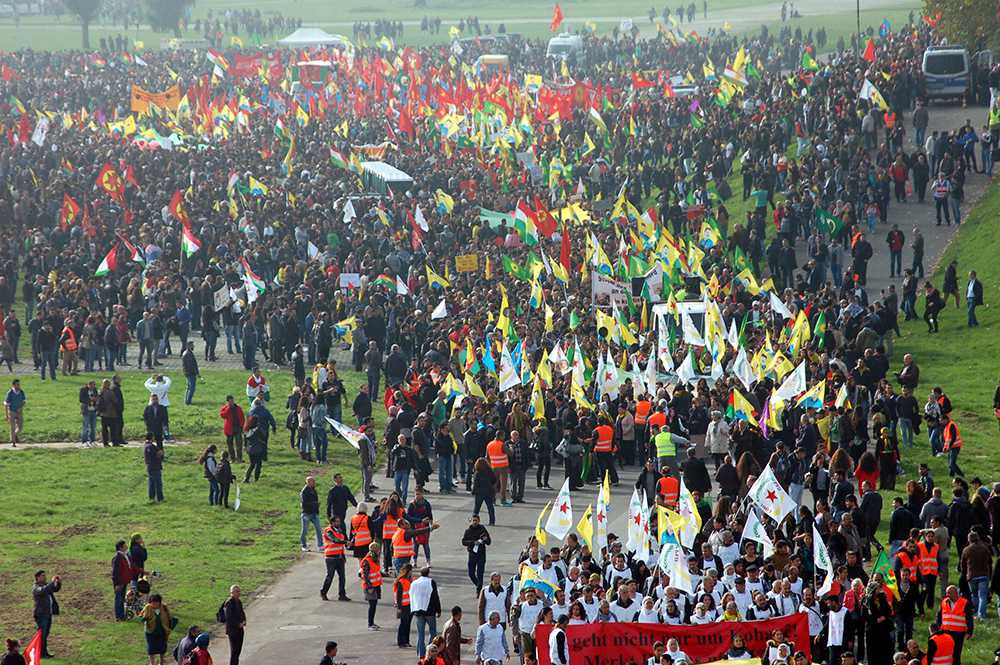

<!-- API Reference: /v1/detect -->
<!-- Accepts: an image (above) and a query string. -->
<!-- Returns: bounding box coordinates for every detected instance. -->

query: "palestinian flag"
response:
[241,257,266,294]
[95,244,118,277]
[330,148,348,170]
[180,226,201,257]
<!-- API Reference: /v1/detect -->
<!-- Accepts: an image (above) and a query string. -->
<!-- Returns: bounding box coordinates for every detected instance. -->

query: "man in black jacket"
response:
[143,394,167,448]
[966,270,984,327]
[326,473,358,524]
[181,341,199,405]
[223,585,247,665]
[32,570,61,658]
[300,475,323,551]
[889,497,916,557]
[461,515,491,593]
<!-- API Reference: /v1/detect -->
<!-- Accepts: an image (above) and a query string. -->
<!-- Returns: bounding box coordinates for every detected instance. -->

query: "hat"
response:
[195,633,210,647]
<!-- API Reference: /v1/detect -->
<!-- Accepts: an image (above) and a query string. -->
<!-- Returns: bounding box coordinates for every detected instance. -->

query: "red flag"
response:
[560,220,571,273]
[96,164,124,201]
[532,194,558,238]
[60,193,81,229]
[398,106,414,139]
[862,38,876,63]
[663,83,676,98]
[0,63,17,81]
[550,3,564,32]
[81,203,96,238]
[631,72,655,89]
[17,114,30,144]
[125,164,140,189]
[22,630,42,665]
[169,190,190,228]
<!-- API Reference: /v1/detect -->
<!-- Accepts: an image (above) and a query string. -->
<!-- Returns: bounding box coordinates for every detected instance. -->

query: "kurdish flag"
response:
[801,50,820,72]
[180,226,201,257]
[330,148,348,170]
[727,389,759,426]
[872,548,900,599]
[519,563,558,599]
[95,244,118,276]
[373,274,396,290]
[241,257,266,294]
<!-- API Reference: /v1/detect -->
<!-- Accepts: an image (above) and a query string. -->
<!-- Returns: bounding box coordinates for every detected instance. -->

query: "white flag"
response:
[676,351,697,386]
[499,342,520,392]
[657,315,675,375]
[307,241,320,260]
[814,526,835,595]
[325,417,364,450]
[395,276,409,296]
[343,199,357,223]
[630,355,646,397]
[747,465,798,523]
[769,291,793,319]
[600,348,620,400]
[626,488,645,553]
[727,318,740,350]
[663,544,695,595]
[594,473,610,565]
[644,350,658,398]
[571,338,586,387]
[680,310,704,345]
[431,299,448,320]
[710,356,724,382]
[544,479,574,541]
[31,117,49,147]
[234,484,241,511]
[549,341,570,375]
[414,204,429,232]
[774,361,806,401]
[740,508,775,558]
[733,346,755,392]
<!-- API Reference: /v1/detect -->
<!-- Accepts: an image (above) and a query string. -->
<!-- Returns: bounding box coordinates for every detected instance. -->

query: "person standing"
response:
[301,476,324,552]
[222,585,246,665]
[144,433,164,503]
[936,585,973,665]
[361,542,383,631]
[143,394,168,449]
[219,396,245,462]
[474,611,509,664]
[318,641,342,665]
[390,435,416,502]
[394,564,414,648]
[461,515,491,594]
[321,515,351,601]
[111,375,127,446]
[548,614,570,665]
[98,379,123,447]
[886,224,905,278]
[32,570,60,659]
[435,423,456,494]
[485,432,511,506]
[349,503,373,559]
[138,593,173,665]
[78,380,98,447]
[359,419,377,502]
[941,414,964,477]
[326,473,358,525]
[959,532,992,619]
[4,378,24,445]
[966,270,983,327]
[181,342,199,405]
[410,566,442,659]
[112,540,131,621]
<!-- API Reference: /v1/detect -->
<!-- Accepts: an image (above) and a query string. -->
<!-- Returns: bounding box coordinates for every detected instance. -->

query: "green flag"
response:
[815,208,844,238]
[872,548,900,599]
[801,51,820,72]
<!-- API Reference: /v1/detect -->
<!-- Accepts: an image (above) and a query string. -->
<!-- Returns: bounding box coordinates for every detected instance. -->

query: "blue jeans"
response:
[208,477,220,505]
[899,418,914,448]
[41,350,57,379]
[301,512,322,548]
[967,297,979,326]
[313,427,328,462]
[438,454,453,490]
[114,584,126,620]
[225,324,242,353]
[915,126,925,147]
[185,375,197,404]
[147,468,164,501]
[950,197,962,225]
[930,426,942,455]
[394,469,410,502]
[84,346,97,372]
[415,614,438,658]
[948,447,963,476]
[970,575,989,617]
[81,411,97,443]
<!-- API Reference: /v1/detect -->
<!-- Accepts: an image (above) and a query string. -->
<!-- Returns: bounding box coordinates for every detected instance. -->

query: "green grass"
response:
[0,366,382,665]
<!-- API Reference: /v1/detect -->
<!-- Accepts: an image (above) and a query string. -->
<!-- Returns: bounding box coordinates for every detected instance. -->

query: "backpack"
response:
[216,601,227,624]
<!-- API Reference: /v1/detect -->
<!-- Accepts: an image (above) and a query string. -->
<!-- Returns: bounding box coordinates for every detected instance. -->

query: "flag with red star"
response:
[747,465,797,523]
[594,471,611,563]
[544,478,573,541]
[626,488,645,554]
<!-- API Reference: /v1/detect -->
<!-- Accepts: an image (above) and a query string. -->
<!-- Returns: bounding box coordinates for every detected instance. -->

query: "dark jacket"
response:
[181,348,199,377]
[143,404,167,434]
[144,442,163,472]
[326,485,358,521]
[223,596,246,635]
[112,550,131,587]
[462,523,492,552]
[32,579,61,618]
[888,506,916,542]
[301,485,320,515]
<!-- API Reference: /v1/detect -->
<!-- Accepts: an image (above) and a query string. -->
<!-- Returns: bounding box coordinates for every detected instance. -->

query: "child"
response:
[216,451,234,508]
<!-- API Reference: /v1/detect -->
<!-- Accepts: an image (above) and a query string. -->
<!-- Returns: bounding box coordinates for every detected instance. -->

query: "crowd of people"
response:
[1,5,1000,665]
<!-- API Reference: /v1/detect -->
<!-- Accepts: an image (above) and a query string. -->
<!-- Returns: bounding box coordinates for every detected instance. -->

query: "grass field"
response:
[0,366,381,664]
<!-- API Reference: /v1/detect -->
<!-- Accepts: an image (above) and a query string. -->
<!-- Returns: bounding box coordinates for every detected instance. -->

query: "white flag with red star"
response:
[747,464,797,523]
[626,488,644,554]
[544,479,573,541]
[594,472,610,564]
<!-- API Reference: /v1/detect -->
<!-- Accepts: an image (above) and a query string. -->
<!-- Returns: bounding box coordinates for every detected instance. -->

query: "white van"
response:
[546,33,583,59]
[923,46,970,99]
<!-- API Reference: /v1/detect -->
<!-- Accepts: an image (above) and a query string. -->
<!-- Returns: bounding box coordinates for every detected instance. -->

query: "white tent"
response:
[277,28,350,48]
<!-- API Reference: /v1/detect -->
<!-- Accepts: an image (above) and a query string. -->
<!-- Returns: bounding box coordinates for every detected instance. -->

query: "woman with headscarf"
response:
[138,594,174,665]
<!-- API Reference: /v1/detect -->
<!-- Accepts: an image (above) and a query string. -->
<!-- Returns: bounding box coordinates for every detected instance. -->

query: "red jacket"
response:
[219,402,246,436]
[112,551,131,587]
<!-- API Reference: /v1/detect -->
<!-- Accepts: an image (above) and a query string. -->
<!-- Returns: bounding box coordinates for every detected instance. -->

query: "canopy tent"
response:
[277,28,350,48]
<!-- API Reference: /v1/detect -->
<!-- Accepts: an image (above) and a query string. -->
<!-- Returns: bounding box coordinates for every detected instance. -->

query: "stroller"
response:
[125,575,152,619]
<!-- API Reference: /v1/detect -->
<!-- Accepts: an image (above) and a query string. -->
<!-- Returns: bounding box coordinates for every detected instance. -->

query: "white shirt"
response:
[518,600,544,634]
[581,597,599,622]
[548,626,569,665]
[827,606,848,646]
[717,542,740,566]
[610,599,638,623]
[475,622,508,662]
[666,649,689,665]
[144,377,171,406]
[409,576,433,613]
[636,607,661,624]
[799,601,824,636]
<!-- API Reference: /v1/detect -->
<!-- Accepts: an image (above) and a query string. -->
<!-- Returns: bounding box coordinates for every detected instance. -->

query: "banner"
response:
[535,614,809,665]
[130,84,181,113]
[213,285,231,312]
[455,254,479,273]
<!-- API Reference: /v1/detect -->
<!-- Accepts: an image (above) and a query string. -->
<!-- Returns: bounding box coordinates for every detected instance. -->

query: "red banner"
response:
[535,614,810,665]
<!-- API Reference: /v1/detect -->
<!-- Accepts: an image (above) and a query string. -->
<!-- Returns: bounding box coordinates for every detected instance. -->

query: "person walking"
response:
[187,633,212,665]
[474,611,509,665]
[181,342,199,405]
[326,473,358,525]
[359,419,377,501]
[318,641,341,665]
[941,414,963,477]
[2,638,26,665]
[219,395,245,462]
[112,540,131,621]
[936,585,973,665]
[361,542,384,631]
[4,378,24,445]
[349,503,373,559]
[411,566,442,660]
[242,415,266,483]
[932,174,951,225]
[441,606,471,665]
[886,224,905,278]
[222,585,246,665]
[301,476,324,552]
[138,593,174,665]
[471,458,498,526]
[485,432,511,506]
[461,514,491,594]
[966,270,983,327]
[390,435,416,502]
[144,433,164,503]
[320,515,351,601]
[198,445,220,506]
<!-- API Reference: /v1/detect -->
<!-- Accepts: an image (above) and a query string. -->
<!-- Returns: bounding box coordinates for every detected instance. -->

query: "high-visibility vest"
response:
[61,326,77,351]
[917,541,939,576]
[594,425,614,453]
[654,431,676,458]
[896,551,919,578]
[924,632,955,665]
[940,597,969,633]
[394,576,411,607]
[648,411,667,428]
[382,513,399,541]
[323,527,346,557]
[351,513,372,547]
[487,439,509,468]
[943,421,961,450]
[634,401,651,425]
[392,527,415,558]
[361,555,382,588]
[884,111,897,129]
[658,476,679,507]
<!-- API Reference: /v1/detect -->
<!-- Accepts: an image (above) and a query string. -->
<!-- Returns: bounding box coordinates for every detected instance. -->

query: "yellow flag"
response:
[535,501,550,547]
[464,373,486,400]
[544,303,555,333]
[576,504,594,549]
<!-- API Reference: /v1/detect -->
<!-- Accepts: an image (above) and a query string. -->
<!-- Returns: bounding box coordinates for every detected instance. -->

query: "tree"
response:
[923,0,1000,51]
[64,0,101,50]
[145,0,195,38]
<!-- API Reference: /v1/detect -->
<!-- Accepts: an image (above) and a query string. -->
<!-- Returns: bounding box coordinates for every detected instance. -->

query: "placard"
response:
[455,254,479,273]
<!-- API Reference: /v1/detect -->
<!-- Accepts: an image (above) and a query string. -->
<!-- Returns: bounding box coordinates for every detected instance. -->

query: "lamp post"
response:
[856,0,862,56]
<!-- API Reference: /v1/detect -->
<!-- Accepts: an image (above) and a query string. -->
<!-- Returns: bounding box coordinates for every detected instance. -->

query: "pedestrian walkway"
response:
[0,439,190,451]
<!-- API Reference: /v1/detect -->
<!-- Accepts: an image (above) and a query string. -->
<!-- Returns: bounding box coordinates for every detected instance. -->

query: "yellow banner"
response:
[455,254,479,273]
[130,84,182,113]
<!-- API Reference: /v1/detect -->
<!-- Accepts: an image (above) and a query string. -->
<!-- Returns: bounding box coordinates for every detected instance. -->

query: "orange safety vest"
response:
[323,527,346,557]
[896,551,920,578]
[361,555,382,588]
[924,632,954,665]
[940,597,969,633]
[392,527,415,558]
[61,326,77,351]
[594,425,614,453]
[658,476,679,507]
[351,513,372,547]
[917,541,939,576]
[884,111,897,129]
[634,401,651,425]
[487,439,509,468]
[648,411,667,429]
[394,576,412,607]
[942,421,961,450]
[382,512,399,541]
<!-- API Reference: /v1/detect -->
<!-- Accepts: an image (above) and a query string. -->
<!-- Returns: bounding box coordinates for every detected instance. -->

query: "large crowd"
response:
[2,7,1000,665]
